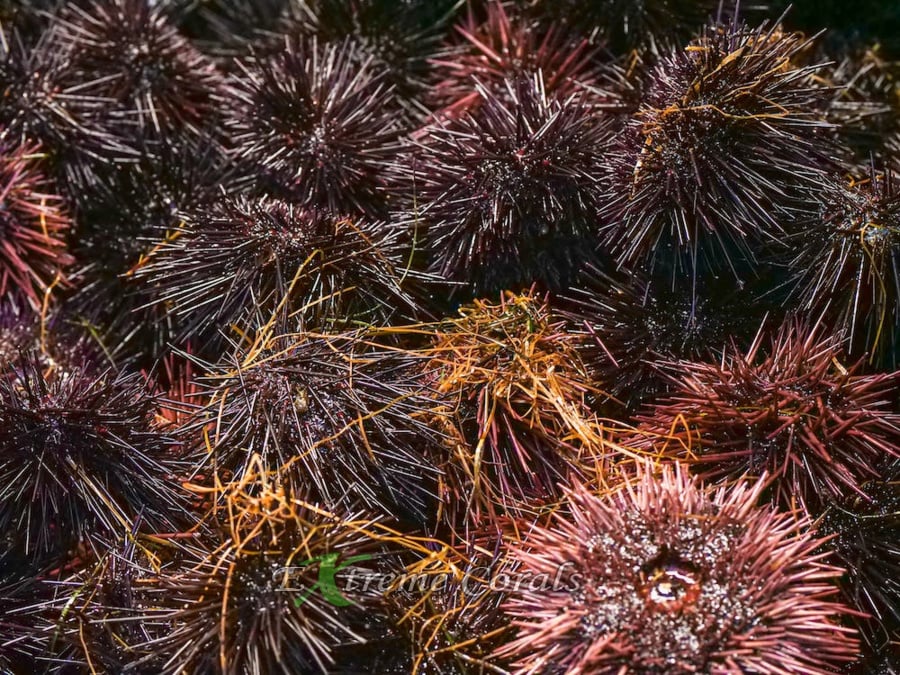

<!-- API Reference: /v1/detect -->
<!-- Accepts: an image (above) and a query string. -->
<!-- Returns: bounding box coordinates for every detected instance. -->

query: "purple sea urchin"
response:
[822,47,900,158]
[66,137,230,362]
[602,20,833,282]
[402,75,611,293]
[524,0,731,54]
[819,473,900,650]
[632,320,900,509]
[429,1,604,116]
[286,0,460,107]
[10,531,174,672]
[0,352,186,562]
[500,465,859,674]
[0,24,72,150]
[134,195,427,342]
[139,477,397,675]
[788,163,900,369]
[226,36,403,216]
[170,0,292,57]
[384,547,513,673]
[560,265,763,410]
[186,330,440,523]
[422,291,602,524]
[0,138,72,310]
[52,0,225,148]
[0,576,73,670]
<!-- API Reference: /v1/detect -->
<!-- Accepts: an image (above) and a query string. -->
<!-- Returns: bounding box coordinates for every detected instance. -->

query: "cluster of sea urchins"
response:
[1,0,899,673]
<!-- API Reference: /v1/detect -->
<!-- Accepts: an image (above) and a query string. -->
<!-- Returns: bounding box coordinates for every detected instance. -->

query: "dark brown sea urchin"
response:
[226,35,403,217]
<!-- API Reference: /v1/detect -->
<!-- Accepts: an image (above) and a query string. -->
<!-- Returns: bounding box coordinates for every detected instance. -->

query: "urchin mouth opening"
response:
[639,550,703,611]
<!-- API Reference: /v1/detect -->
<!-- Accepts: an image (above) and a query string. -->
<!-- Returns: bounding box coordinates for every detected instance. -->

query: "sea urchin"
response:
[403,74,611,293]
[500,465,859,674]
[632,320,900,509]
[602,19,832,283]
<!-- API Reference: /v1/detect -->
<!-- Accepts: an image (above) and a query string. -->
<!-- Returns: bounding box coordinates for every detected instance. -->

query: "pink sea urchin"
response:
[500,465,859,674]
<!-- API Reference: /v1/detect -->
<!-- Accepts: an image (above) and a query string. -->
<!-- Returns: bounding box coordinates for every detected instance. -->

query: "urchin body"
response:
[429,1,603,116]
[52,0,224,146]
[227,36,402,216]
[790,167,900,369]
[406,76,610,293]
[524,0,728,53]
[425,292,598,522]
[190,333,439,521]
[286,0,459,106]
[68,138,228,360]
[633,321,900,509]
[385,553,511,672]
[0,24,74,149]
[135,196,424,340]
[603,21,832,281]
[141,489,387,675]
[819,476,900,649]
[500,466,858,674]
[560,267,746,409]
[0,354,183,560]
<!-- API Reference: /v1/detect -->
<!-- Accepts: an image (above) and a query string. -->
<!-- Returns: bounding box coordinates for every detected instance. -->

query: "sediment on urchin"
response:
[0,352,187,565]
[49,0,225,151]
[0,138,72,310]
[559,265,766,411]
[787,163,900,369]
[226,35,404,216]
[183,330,441,523]
[602,20,835,284]
[428,0,611,117]
[420,291,603,526]
[498,465,859,674]
[133,195,429,344]
[137,477,402,675]
[399,75,612,294]
[631,320,900,510]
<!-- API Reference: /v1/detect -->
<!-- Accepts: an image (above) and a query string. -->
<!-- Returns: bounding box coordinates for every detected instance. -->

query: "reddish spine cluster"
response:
[632,321,900,509]
[0,139,72,309]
